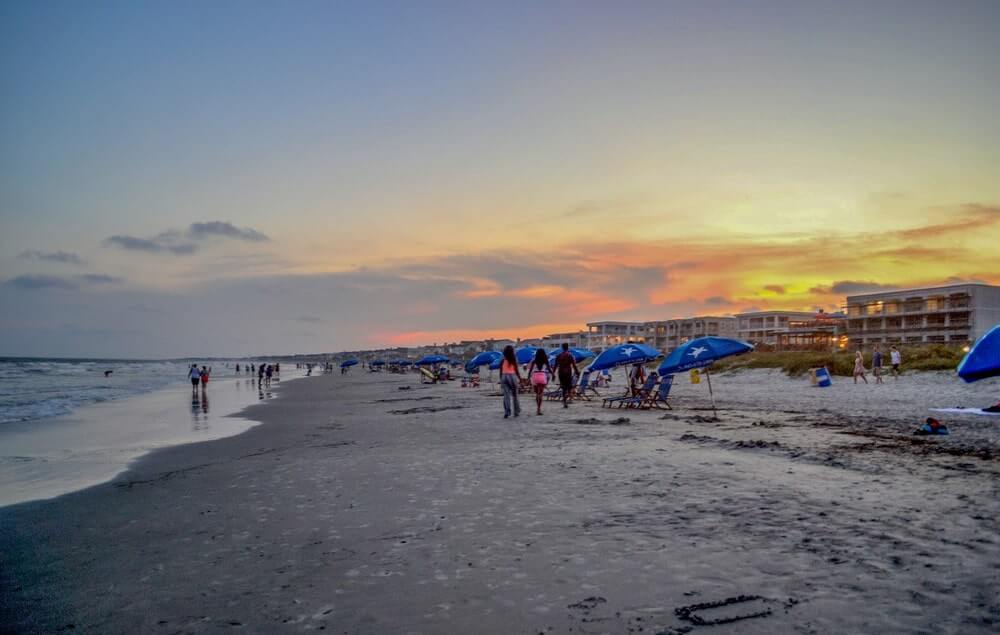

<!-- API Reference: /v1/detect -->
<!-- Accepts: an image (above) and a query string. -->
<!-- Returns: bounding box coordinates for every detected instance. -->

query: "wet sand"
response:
[2,370,998,633]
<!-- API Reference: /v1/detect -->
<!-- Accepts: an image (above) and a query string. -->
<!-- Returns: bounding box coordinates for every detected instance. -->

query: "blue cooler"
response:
[815,367,832,387]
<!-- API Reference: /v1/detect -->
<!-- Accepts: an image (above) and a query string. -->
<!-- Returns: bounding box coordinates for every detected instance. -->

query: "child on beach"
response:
[527,349,552,415]
[853,351,868,384]
[199,366,210,389]
[499,345,522,418]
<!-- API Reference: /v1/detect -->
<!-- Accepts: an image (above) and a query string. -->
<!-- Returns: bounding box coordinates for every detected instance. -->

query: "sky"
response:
[1,0,999,358]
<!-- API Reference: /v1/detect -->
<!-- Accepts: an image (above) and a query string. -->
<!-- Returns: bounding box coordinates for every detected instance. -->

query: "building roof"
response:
[845,282,998,301]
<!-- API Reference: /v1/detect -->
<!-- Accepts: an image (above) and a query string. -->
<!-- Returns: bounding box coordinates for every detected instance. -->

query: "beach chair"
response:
[622,374,673,409]
[572,371,600,401]
[603,372,657,408]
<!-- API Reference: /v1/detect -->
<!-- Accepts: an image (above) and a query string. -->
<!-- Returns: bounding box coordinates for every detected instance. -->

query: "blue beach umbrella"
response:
[587,343,662,372]
[957,324,1000,383]
[395,359,412,366]
[515,346,541,364]
[415,354,450,366]
[657,337,754,417]
[371,359,385,366]
[340,359,359,368]
[467,351,502,372]
[548,347,595,363]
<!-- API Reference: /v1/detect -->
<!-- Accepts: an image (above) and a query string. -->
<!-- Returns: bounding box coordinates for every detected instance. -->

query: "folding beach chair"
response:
[571,371,600,401]
[622,374,673,409]
[603,372,657,408]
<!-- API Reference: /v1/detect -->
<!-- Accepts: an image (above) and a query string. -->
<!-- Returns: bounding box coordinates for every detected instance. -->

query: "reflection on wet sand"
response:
[190,390,209,431]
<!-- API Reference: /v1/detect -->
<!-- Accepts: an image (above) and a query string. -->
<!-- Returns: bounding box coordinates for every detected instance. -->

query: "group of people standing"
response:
[498,343,580,417]
[853,345,902,384]
[233,362,281,386]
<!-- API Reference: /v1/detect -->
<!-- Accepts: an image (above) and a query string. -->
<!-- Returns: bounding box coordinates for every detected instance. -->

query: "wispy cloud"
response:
[18,250,86,265]
[809,280,900,295]
[763,284,786,294]
[4,273,124,291]
[104,220,270,256]
[105,235,198,255]
[5,275,79,290]
[188,221,269,242]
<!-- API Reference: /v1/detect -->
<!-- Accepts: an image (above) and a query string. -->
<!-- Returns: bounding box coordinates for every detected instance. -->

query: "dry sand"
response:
[2,369,998,633]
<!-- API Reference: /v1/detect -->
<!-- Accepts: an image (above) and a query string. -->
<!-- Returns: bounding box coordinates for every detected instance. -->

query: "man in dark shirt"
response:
[554,343,579,408]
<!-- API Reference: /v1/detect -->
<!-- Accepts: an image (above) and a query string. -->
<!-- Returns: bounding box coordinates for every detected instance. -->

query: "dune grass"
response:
[711,345,965,377]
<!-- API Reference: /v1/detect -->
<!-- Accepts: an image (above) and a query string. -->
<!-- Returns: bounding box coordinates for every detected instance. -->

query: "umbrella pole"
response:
[705,368,717,419]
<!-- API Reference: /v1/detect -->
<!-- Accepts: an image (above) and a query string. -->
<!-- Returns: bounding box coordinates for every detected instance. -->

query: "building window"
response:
[926,297,943,311]
[847,305,861,316]
[885,302,899,314]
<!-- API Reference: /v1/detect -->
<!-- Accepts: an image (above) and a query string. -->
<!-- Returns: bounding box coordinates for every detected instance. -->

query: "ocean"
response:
[0,357,307,507]
[0,357,262,424]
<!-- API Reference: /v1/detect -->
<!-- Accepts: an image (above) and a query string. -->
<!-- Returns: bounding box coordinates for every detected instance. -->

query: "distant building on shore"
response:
[643,316,737,351]
[844,282,1000,347]
[584,321,648,352]
[540,331,588,349]
[736,310,844,349]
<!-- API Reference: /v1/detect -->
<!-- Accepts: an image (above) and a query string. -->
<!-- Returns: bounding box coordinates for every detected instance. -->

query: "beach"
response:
[2,369,998,633]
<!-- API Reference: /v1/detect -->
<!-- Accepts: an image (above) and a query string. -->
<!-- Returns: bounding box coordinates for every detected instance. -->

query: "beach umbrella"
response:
[489,356,504,371]
[587,343,662,372]
[515,346,540,364]
[657,337,754,417]
[340,359,359,368]
[465,351,503,373]
[415,354,450,366]
[395,359,412,366]
[548,347,595,363]
[370,359,385,366]
[957,324,1000,383]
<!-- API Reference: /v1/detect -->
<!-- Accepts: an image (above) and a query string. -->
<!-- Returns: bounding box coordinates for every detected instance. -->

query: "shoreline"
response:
[2,369,998,633]
[0,369,308,508]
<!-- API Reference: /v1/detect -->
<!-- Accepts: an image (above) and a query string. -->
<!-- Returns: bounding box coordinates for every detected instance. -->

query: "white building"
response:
[584,321,648,352]
[845,283,1000,347]
[644,316,737,352]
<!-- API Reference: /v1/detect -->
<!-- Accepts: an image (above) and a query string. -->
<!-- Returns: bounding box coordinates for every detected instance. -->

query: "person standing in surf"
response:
[188,364,201,393]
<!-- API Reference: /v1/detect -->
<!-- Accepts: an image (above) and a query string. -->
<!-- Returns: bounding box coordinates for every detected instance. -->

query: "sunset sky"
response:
[2,1,999,357]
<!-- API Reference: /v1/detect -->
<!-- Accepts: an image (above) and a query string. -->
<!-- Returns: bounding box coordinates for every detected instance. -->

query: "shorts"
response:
[892,364,900,371]
[873,366,881,376]
[558,373,574,390]
[530,371,548,386]
[191,378,200,387]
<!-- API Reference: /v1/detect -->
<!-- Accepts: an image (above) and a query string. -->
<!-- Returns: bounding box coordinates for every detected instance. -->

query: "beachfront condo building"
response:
[844,283,1000,347]
[643,316,737,352]
[584,321,648,352]
[540,331,589,349]
[736,310,843,349]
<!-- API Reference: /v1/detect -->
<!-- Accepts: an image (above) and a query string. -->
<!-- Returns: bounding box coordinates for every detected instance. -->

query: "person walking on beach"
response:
[872,345,884,385]
[890,346,902,380]
[257,363,265,386]
[527,348,552,415]
[188,364,201,393]
[500,345,522,419]
[853,350,868,384]
[265,364,273,387]
[554,343,579,408]
[199,366,210,390]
